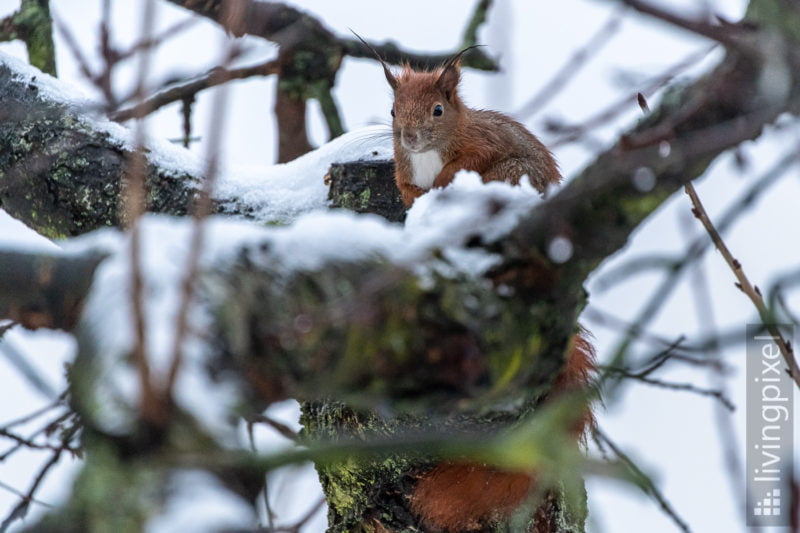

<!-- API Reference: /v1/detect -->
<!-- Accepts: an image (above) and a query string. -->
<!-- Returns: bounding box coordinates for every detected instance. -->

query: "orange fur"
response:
[411,462,534,532]
[410,331,596,532]
[381,52,594,532]
[387,62,560,206]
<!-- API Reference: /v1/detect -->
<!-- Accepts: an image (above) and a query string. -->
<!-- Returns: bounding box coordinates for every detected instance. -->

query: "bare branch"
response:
[601,367,735,410]
[548,45,715,147]
[685,182,800,389]
[126,0,161,426]
[0,420,78,531]
[461,0,493,48]
[0,339,58,399]
[111,58,278,122]
[166,35,241,402]
[618,0,750,49]
[248,414,299,444]
[681,212,746,514]
[593,428,691,533]
[516,9,623,119]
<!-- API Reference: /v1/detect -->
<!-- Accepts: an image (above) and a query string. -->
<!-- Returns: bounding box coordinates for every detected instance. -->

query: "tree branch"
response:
[165,0,498,161]
[111,59,279,122]
[0,0,57,76]
[684,183,800,388]
[617,0,751,50]
[0,250,106,331]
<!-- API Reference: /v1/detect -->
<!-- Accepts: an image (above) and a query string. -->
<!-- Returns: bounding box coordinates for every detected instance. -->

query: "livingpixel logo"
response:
[752,488,781,517]
[746,325,794,527]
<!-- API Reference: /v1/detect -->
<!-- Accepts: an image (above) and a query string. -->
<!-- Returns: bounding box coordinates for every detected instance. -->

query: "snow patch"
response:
[71,216,270,438]
[215,125,393,222]
[70,164,538,440]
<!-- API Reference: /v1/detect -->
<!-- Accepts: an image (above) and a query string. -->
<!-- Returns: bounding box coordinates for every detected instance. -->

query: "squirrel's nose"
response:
[401,129,420,150]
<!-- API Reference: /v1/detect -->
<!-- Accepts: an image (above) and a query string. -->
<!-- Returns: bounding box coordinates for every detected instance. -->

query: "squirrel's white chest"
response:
[409,150,444,190]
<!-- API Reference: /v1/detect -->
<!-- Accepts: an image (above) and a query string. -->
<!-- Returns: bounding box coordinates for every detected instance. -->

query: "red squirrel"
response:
[377,46,561,206]
[361,39,596,531]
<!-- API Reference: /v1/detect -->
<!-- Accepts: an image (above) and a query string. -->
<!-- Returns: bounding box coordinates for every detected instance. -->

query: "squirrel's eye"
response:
[390,108,395,117]
[433,104,443,117]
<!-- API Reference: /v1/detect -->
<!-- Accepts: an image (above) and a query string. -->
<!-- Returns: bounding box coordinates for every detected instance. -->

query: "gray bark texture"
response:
[0,61,201,238]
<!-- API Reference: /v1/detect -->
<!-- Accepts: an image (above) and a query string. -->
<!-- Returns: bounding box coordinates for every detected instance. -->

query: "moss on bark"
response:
[0,62,201,238]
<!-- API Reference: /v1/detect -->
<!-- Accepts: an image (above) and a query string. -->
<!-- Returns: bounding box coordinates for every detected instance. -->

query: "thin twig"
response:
[548,45,714,147]
[248,414,299,443]
[0,479,53,508]
[0,421,78,530]
[0,453,60,528]
[180,95,194,147]
[0,339,58,400]
[246,420,276,529]
[600,368,735,410]
[0,410,74,462]
[125,0,160,425]
[594,428,692,533]
[272,497,326,533]
[604,145,800,389]
[0,396,65,431]
[52,15,102,101]
[0,428,69,452]
[55,7,197,113]
[165,33,242,399]
[684,182,800,389]
[516,8,623,119]
[627,336,687,377]
[113,16,198,63]
[111,59,278,122]
[680,210,746,517]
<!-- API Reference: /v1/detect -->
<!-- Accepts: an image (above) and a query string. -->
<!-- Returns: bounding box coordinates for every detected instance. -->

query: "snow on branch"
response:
[33,176,537,436]
[0,52,393,236]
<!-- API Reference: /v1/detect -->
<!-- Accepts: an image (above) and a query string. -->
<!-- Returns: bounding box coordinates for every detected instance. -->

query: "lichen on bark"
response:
[0,62,201,237]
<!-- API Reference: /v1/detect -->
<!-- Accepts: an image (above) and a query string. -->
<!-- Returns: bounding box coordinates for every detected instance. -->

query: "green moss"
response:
[13,0,57,76]
[336,188,372,212]
[617,188,671,225]
[747,0,800,42]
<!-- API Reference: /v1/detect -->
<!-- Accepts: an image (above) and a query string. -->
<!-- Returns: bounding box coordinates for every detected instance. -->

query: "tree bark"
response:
[0,61,202,238]
[327,159,406,223]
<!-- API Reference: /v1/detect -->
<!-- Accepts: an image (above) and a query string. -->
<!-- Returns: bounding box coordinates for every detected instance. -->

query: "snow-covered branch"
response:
[0,52,393,237]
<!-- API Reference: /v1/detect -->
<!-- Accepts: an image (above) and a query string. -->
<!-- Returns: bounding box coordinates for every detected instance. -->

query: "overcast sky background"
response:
[1,0,799,532]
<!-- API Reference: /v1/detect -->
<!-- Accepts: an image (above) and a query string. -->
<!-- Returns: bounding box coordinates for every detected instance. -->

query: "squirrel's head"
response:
[351,32,474,153]
[384,55,466,153]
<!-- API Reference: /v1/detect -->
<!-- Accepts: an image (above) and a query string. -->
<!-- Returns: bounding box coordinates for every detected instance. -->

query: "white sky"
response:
[1,0,799,532]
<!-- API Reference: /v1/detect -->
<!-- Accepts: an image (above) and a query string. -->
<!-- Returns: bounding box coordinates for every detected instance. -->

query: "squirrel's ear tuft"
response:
[436,62,460,101]
[437,46,479,101]
[351,29,398,90]
[382,63,399,90]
